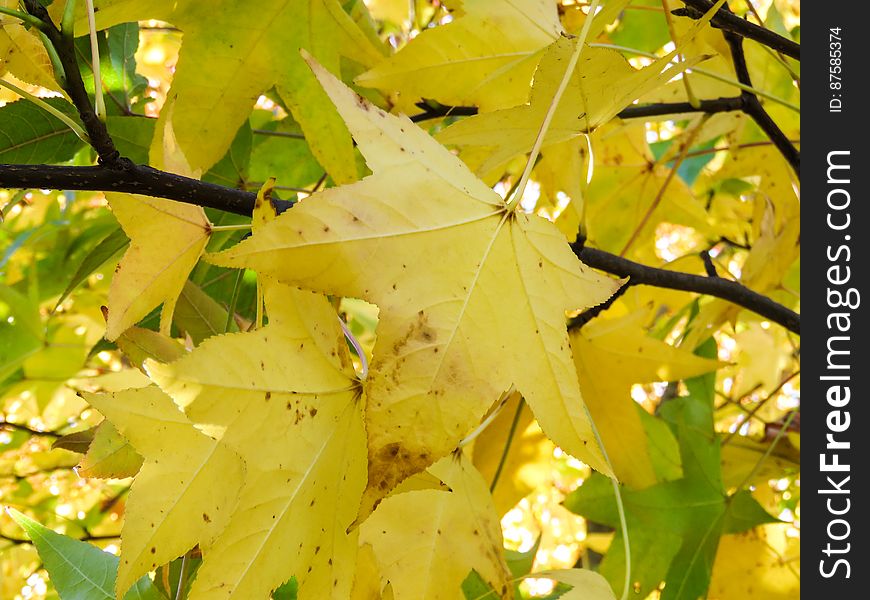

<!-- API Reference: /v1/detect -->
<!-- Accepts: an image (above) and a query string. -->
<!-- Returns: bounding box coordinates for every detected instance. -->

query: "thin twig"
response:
[674,0,799,59]
[574,246,800,334]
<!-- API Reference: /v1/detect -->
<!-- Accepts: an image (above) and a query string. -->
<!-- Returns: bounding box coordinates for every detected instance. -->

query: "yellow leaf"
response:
[0,20,60,90]
[76,418,143,480]
[535,138,588,241]
[356,0,562,111]
[105,194,210,340]
[708,524,800,599]
[571,310,720,488]
[584,122,711,263]
[83,386,245,597]
[360,453,512,599]
[210,57,622,516]
[146,281,366,599]
[472,392,554,515]
[437,35,704,174]
[93,0,384,182]
[351,544,383,600]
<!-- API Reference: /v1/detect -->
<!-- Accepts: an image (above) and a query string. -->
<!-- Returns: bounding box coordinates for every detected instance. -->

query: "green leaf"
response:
[609,0,670,54]
[565,343,776,600]
[6,508,163,600]
[248,116,323,189]
[173,280,238,345]
[75,24,149,114]
[52,427,99,454]
[0,99,85,164]
[272,577,298,599]
[105,117,156,164]
[203,122,252,189]
[56,226,130,309]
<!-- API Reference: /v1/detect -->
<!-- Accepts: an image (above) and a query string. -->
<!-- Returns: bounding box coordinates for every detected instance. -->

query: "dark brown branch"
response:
[410,96,746,123]
[573,245,800,335]
[568,280,631,330]
[23,0,121,166]
[674,0,799,60]
[719,13,799,173]
[0,164,293,214]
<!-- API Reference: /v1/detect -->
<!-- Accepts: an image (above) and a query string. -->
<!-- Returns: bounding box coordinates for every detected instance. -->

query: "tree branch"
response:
[674,0,799,60]
[0,164,292,214]
[718,8,800,173]
[410,96,746,123]
[22,0,121,166]
[573,245,800,335]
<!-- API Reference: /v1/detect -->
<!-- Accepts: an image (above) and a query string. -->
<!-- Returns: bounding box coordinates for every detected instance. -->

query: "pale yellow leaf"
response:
[0,20,60,90]
[437,32,706,173]
[360,453,512,600]
[105,193,210,340]
[472,392,554,515]
[356,0,562,111]
[146,282,366,599]
[92,0,384,182]
[209,57,622,517]
[83,386,245,597]
[708,524,800,599]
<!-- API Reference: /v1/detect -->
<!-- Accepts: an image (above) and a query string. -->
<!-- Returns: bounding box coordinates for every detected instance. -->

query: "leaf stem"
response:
[506,0,601,212]
[0,78,89,143]
[84,0,106,122]
[209,223,252,233]
[338,316,368,380]
[175,551,191,600]
[583,404,631,600]
[0,6,45,29]
[489,397,525,493]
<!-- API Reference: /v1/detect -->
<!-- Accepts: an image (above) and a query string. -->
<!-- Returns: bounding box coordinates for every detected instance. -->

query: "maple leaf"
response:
[570,309,721,489]
[359,452,512,599]
[356,0,627,111]
[146,280,366,599]
[83,386,245,598]
[91,0,384,182]
[209,55,622,517]
[104,193,210,340]
[565,343,777,600]
[356,0,561,112]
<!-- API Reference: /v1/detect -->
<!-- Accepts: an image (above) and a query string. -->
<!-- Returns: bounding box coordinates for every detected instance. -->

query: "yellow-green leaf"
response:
[76,419,144,479]
[92,0,384,182]
[571,310,721,488]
